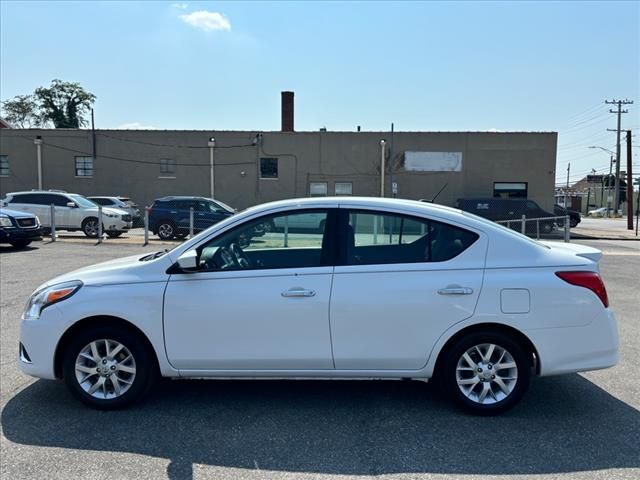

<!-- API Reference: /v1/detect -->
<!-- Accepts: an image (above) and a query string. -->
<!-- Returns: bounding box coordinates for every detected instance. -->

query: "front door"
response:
[163,208,338,370]
[329,209,487,370]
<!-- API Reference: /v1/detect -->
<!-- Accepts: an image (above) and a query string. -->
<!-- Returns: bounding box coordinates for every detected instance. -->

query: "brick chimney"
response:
[281,91,294,132]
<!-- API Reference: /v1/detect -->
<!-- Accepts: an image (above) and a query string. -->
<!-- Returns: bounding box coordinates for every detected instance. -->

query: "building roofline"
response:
[1,128,558,134]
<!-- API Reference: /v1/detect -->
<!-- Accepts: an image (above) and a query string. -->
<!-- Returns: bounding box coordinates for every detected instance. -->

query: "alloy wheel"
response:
[158,223,174,239]
[84,220,99,237]
[74,339,136,400]
[455,343,518,405]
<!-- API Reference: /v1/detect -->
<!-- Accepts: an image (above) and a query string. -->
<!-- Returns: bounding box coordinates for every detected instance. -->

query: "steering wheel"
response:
[230,243,251,268]
[217,246,236,270]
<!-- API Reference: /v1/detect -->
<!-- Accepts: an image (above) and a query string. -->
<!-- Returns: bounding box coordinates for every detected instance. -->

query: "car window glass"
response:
[197,210,330,271]
[346,210,478,265]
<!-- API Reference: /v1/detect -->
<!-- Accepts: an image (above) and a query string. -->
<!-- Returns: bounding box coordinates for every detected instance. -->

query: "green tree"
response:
[34,79,96,128]
[1,94,47,128]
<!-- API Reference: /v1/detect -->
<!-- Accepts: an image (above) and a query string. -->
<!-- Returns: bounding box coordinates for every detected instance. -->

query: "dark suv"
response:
[554,204,581,228]
[457,198,556,234]
[149,196,235,240]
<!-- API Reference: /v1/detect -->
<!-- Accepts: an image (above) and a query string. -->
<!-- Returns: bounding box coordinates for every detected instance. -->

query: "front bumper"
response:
[526,309,619,377]
[0,227,42,243]
[18,306,65,380]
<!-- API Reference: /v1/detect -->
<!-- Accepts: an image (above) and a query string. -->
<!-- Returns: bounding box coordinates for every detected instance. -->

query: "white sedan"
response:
[18,197,618,415]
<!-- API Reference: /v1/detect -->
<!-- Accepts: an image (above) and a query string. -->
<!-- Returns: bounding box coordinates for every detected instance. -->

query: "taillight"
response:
[555,271,609,308]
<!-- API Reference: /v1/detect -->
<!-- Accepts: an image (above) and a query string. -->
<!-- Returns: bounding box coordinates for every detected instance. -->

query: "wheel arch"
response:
[432,322,540,379]
[53,315,160,379]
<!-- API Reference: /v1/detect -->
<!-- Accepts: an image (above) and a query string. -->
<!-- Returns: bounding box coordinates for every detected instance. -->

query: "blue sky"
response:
[1,1,639,184]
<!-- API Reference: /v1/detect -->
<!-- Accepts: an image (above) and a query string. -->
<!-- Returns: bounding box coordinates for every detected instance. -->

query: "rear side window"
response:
[345,210,478,265]
[91,198,112,206]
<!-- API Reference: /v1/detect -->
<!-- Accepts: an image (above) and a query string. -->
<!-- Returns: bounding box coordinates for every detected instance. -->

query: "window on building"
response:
[75,156,93,177]
[309,182,328,196]
[346,210,479,265]
[160,158,176,175]
[494,182,527,198]
[0,156,8,177]
[260,157,278,179]
[335,182,353,195]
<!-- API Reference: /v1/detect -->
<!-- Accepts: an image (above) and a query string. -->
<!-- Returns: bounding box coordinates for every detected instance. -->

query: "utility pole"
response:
[91,108,96,161]
[627,130,633,230]
[208,137,215,199]
[379,139,386,197]
[605,99,633,214]
[34,136,43,190]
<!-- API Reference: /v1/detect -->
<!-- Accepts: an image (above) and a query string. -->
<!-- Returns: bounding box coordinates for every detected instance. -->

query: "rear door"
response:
[329,208,487,370]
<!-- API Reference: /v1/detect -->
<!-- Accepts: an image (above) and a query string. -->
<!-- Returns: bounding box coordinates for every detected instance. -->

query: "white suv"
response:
[2,191,132,238]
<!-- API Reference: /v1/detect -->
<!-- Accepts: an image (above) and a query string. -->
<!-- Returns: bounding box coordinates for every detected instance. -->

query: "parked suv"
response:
[554,204,581,228]
[457,198,556,234]
[0,207,42,248]
[89,196,143,227]
[149,196,235,240]
[2,191,132,238]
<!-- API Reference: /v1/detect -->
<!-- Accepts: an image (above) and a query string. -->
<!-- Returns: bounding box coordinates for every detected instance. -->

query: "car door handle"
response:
[437,287,474,295]
[281,288,316,298]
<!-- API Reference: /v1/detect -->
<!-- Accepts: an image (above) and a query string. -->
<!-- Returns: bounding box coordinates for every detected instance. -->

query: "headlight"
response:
[104,212,118,219]
[22,280,82,320]
[0,216,12,227]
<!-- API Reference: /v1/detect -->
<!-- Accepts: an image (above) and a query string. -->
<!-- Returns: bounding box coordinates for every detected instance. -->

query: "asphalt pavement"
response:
[1,240,638,480]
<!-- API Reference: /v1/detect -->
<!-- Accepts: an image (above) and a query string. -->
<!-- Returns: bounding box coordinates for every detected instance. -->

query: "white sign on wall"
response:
[404,151,463,172]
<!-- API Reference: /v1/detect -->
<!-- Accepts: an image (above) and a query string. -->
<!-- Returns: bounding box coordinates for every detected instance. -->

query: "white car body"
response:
[18,197,618,412]
[3,191,132,233]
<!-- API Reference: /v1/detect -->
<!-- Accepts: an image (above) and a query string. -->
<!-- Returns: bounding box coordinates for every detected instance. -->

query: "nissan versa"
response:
[18,198,619,415]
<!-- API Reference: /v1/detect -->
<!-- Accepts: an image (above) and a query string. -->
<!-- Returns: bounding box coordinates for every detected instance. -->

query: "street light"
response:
[588,145,615,156]
[208,137,215,199]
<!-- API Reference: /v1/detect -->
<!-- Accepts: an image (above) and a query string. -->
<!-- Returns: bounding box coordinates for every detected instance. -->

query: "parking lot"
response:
[1,240,638,480]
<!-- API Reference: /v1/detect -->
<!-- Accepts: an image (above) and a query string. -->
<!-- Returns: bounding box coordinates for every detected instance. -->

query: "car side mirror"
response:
[176,249,198,271]
[67,202,77,208]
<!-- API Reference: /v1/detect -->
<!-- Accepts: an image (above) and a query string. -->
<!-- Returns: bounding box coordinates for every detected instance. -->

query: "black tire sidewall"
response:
[442,331,531,416]
[10,240,32,248]
[62,325,155,409]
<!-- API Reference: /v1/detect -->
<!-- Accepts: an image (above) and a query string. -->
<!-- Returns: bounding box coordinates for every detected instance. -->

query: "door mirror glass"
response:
[176,249,198,270]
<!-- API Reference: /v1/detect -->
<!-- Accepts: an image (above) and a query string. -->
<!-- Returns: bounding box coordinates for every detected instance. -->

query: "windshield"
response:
[68,194,99,208]
[213,200,235,213]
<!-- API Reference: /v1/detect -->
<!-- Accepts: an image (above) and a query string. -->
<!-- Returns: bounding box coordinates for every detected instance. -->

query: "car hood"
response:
[37,252,173,290]
[0,208,36,219]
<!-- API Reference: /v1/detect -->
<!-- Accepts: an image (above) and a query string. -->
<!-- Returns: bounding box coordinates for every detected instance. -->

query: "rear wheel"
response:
[62,325,156,409]
[441,331,531,415]
[541,222,553,234]
[9,239,32,248]
[570,218,579,228]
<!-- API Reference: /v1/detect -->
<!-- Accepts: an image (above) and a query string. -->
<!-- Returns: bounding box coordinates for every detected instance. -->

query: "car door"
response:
[6,194,41,219]
[329,208,488,370]
[163,208,338,371]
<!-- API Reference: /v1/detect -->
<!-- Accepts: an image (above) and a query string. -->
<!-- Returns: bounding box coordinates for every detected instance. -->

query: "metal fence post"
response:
[189,207,194,238]
[143,207,149,246]
[50,204,56,242]
[521,215,526,234]
[564,215,570,243]
[97,206,103,244]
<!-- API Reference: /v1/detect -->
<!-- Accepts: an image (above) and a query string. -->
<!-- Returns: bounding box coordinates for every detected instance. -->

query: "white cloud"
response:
[179,10,231,32]
[171,3,188,9]
[116,122,158,130]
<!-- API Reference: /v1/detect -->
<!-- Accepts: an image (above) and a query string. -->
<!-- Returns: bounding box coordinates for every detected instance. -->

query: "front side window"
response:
[197,209,331,271]
[0,156,8,176]
[346,210,478,265]
[260,157,278,179]
[91,198,111,206]
[75,156,93,177]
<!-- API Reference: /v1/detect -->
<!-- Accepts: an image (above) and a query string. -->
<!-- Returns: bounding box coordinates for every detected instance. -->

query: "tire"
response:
[106,231,123,238]
[156,220,176,240]
[175,232,188,240]
[82,217,100,238]
[570,218,579,228]
[441,331,531,416]
[541,222,553,234]
[62,325,157,409]
[9,239,32,248]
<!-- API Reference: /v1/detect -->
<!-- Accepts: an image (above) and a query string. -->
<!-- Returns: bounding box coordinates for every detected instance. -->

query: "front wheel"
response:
[9,239,32,248]
[82,218,100,238]
[106,231,123,238]
[441,332,531,415]
[62,325,156,409]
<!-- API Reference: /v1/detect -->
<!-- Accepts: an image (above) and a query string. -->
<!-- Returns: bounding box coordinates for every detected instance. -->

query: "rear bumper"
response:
[526,309,619,376]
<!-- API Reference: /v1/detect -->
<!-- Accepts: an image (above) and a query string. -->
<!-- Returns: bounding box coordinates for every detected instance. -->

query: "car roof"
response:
[7,190,71,195]
[155,196,210,201]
